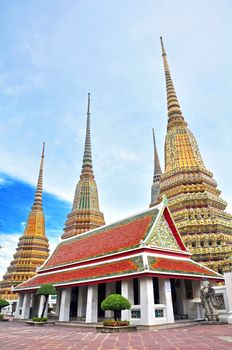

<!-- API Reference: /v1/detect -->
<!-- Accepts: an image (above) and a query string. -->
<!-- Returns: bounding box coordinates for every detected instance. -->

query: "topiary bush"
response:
[36,284,57,318]
[0,299,9,313]
[101,294,131,321]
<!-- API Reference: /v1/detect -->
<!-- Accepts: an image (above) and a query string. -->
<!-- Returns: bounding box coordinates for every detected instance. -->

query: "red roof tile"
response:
[149,257,220,277]
[41,209,158,270]
[16,257,144,290]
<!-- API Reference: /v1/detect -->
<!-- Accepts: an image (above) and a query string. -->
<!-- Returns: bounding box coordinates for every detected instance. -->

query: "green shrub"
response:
[32,317,48,322]
[101,294,131,321]
[0,299,9,313]
[0,314,4,320]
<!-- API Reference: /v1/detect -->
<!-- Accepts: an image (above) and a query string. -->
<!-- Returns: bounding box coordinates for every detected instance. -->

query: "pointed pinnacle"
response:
[32,143,45,210]
[160,37,186,124]
[160,36,166,56]
[87,92,90,115]
[82,93,93,174]
[42,141,45,158]
[152,129,162,180]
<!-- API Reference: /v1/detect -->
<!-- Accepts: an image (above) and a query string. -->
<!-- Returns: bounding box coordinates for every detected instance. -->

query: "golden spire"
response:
[61,93,105,239]
[160,37,187,128]
[32,142,45,210]
[0,143,49,300]
[81,93,93,176]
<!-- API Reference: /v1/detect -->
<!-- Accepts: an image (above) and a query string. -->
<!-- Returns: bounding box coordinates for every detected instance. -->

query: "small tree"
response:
[0,299,9,313]
[36,284,57,318]
[101,294,131,321]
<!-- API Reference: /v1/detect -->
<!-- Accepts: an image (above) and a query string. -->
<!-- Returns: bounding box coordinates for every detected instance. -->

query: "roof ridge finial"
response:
[32,143,45,210]
[160,37,186,126]
[152,129,162,180]
[82,93,93,174]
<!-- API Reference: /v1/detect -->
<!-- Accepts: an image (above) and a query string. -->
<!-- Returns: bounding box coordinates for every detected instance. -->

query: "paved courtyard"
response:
[0,321,232,350]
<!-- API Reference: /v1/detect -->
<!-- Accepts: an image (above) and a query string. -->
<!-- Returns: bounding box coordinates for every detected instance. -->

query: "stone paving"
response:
[0,321,232,350]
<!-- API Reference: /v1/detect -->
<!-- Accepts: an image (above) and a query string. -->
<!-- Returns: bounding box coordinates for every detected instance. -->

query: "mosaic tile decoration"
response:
[148,215,180,250]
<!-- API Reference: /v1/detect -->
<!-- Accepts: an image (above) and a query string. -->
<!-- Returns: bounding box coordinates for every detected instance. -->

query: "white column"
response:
[121,280,131,320]
[77,286,86,318]
[21,293,31,319]
[38,295,49,318]
[224,271,232,324]
[15,293,24,319]
[59,288,71,322]
[160,279,174,324]
[140,277,156,325]
[86,285,98,323]
[128,279,134,305]
[105,282,116,318]
[192,280,203,320]
[55,290,61,317]
[175,279,186,315]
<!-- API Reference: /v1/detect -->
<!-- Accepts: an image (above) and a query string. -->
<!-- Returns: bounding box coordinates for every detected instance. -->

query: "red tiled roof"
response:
[15,257,144,290]
[148,257,221,278]
[41,209,158,270]
[15,254,223,291]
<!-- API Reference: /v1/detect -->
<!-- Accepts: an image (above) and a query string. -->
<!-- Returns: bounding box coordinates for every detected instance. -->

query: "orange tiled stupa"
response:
[0,143,49,300]
[157,37,232,273]
[61,93,105,239]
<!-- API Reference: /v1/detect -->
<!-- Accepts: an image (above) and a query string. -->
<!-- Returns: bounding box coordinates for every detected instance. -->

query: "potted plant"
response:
[101,294,131,327]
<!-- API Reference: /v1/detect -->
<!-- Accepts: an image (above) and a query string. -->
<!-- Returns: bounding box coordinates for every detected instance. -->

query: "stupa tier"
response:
[158,37,232,273]
[61,93,105,239]
[0,144,49,300]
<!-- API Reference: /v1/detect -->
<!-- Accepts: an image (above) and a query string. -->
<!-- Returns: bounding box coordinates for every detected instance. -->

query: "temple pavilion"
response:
[0,144,49,313]
[14,95,223,326]
[14,197,223,325]
[150,38,232,273]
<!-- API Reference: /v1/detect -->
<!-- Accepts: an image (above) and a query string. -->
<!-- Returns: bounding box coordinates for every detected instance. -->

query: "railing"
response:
[130,306,141,319]
[154,304,166,318]
[130,304,166,319]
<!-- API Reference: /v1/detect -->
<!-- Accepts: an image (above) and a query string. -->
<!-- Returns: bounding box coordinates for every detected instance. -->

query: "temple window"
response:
[208,240,212,246]
[133,278,140,305]
[200,241,204,247]
[192,241,196,248]
[217,240,221,245]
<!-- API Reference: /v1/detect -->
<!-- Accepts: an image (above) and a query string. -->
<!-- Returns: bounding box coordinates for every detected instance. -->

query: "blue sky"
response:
[0,0,232,279]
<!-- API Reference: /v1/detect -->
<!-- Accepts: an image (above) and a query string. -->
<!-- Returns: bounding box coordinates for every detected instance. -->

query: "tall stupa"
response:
[0,143,49,301]
[61,93,105,239]
[158,37,232,273]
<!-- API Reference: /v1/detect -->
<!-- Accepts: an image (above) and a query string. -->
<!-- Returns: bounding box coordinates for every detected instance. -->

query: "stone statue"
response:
[200,281,220,321]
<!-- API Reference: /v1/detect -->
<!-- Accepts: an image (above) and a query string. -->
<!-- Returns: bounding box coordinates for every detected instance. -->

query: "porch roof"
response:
[14,254,223,292]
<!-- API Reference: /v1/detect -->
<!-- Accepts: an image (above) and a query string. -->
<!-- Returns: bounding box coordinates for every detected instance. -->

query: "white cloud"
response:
[0,178,6,186]
[0,234,21,281]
